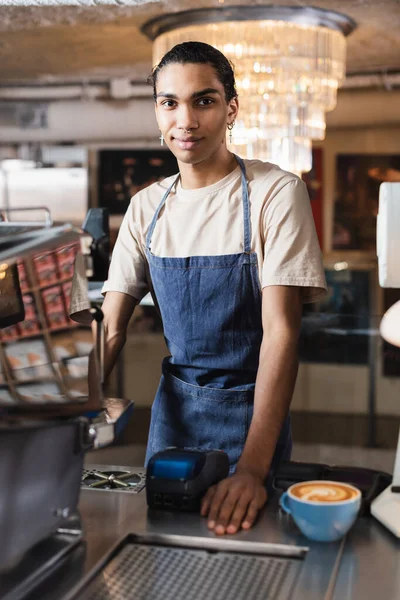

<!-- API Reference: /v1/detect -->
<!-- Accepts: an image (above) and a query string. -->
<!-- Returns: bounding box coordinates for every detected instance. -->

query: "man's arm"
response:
[236,285,302,477]
[88,291,138,401]
[201,285,302,535]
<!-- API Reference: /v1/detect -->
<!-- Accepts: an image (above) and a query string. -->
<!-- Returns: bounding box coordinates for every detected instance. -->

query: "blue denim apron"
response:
[145,156,291,480]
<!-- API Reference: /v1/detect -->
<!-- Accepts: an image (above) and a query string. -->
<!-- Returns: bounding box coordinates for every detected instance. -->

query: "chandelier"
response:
[142,6,356,174]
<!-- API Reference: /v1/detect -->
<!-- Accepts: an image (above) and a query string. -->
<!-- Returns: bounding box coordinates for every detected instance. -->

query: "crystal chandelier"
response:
[142,6,356,174]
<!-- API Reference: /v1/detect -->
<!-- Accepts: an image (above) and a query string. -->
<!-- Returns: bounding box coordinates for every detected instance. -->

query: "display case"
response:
[0,240,93,407]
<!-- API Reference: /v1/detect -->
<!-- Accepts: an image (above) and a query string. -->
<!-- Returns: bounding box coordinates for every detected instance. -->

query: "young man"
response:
[90,42,326,535]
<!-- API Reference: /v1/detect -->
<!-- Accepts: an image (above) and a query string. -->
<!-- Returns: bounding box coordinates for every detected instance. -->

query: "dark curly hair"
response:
[148,41,237,103]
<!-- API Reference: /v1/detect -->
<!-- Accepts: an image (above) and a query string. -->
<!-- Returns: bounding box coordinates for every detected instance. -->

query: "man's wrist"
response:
[235,460,269,482]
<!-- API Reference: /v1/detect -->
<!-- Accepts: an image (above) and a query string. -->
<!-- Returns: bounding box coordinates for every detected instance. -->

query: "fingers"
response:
[200,475,267,536]
[225,487,266,534]
[201,476,267,535]
[225,494,252,534]
[206,481,252,535]
[200,485,217,517]
[241,499,260,530]
[206,481,230,531]
[212,489,240,535]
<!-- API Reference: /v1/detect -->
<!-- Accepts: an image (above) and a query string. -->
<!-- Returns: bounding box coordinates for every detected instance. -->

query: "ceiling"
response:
[0,0,399,85]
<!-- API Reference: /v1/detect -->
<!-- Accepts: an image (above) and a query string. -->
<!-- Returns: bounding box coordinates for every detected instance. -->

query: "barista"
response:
[84,42,327,536]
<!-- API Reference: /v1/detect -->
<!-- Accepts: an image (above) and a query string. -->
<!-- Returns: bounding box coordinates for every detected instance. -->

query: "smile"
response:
[173,138,202,150]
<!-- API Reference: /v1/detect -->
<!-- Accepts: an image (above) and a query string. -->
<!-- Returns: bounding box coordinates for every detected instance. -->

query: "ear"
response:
[227,96,239,125]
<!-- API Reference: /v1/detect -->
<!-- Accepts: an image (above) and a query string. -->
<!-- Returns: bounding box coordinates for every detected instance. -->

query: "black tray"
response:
[274,460,392,516]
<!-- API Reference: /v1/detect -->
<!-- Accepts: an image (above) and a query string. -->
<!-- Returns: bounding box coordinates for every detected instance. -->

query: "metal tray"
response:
[68,534,304,600]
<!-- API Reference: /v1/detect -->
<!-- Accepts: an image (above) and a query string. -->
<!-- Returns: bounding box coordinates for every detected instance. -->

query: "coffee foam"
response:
[290,482,359,503]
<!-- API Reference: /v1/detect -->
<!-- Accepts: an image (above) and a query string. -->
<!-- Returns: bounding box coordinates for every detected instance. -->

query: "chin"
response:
[171,150,201,165]
[178,149,221,166]
[177,155,203,165]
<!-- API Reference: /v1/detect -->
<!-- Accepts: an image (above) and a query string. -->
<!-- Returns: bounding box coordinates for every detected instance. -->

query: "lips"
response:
[173,137,202,150]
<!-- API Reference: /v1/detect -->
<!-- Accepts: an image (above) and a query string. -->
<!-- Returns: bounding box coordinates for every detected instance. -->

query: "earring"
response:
[159,133,164,147]
[227,121,235,143]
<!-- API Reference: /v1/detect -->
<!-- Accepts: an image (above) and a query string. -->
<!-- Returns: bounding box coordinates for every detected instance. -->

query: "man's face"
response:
[155,62,238,165]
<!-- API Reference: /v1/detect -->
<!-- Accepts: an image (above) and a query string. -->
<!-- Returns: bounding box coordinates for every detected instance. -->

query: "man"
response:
[75,41,326,536]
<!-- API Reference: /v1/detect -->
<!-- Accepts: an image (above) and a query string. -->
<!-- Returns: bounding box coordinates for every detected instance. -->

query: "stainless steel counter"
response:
[12,474,399,600]
[69,490,329,599]
[333,517,400,599]
[49,476,398,600]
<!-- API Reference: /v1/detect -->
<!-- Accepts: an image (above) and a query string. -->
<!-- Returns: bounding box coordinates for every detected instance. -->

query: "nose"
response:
[176,104,198,131]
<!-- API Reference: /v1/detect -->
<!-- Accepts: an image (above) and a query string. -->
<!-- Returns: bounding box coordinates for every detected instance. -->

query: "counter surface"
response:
[40,474,400,600]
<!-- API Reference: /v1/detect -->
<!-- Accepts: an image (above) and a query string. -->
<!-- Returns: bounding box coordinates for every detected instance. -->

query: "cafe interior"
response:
[1,1,400,599]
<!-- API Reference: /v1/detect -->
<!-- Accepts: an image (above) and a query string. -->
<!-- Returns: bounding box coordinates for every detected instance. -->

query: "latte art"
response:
[291,482,359,503]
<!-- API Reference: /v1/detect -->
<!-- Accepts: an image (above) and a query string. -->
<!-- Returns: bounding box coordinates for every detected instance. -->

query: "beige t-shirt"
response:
[101,158,327,303]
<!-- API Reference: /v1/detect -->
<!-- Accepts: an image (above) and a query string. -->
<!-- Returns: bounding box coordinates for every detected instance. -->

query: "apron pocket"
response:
[146,371,252,470]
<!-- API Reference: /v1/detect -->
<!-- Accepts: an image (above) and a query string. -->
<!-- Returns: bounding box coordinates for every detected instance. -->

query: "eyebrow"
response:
[156,88,221,99]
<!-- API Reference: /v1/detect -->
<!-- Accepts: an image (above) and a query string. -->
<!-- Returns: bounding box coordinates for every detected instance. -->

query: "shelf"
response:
[0,323,80,345]
[0,248,84,405]
[11,377,58,386]
[4,330,44,342]
[49,323,80,334]
[21,276,74,295]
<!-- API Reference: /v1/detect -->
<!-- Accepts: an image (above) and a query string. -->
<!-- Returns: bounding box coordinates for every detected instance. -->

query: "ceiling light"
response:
[142,6,356,174]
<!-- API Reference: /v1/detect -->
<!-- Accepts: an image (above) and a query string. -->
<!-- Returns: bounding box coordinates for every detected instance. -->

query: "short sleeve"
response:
[101,202,149,302]
[69,251,92,324]
[262,178,327,303]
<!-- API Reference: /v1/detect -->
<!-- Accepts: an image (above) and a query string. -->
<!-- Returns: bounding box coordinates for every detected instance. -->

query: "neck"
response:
[178,148,238,190]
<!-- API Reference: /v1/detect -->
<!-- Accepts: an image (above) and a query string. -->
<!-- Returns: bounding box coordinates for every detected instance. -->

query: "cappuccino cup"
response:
[279,480,361,542]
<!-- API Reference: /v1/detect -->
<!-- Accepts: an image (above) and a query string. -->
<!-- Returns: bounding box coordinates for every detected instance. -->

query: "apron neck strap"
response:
[146,155,251,254]
[233,155,251,254]
[146,174,179,250]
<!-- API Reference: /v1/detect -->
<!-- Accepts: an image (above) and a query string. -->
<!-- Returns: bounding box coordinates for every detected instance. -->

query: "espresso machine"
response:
[370,181,400,536]
[0,208,133,599]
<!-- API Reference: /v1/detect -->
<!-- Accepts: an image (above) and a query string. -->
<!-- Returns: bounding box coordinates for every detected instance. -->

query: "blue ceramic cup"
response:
[279,480,362,542]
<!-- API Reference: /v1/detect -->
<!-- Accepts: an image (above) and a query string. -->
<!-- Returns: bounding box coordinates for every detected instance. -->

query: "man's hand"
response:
[200,473,267,535]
